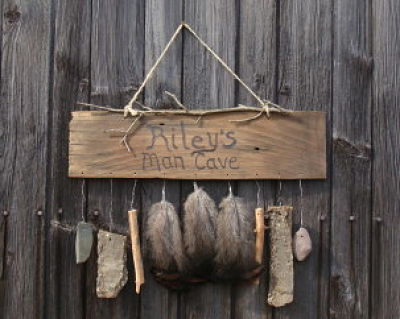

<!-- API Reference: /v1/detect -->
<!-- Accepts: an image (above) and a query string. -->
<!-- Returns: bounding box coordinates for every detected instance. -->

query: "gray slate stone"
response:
[75,222,93,264]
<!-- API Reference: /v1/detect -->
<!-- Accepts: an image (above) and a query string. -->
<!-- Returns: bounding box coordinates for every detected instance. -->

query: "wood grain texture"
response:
[330,0,372,318]
[276,0,332,318]
[234,2,276,317]
[45,0,91,317]
[0,1,51,318]
[0,214,5,279]
[372,1,400,317]
[69,111,326,180]
[181,1,236,318]
[141,1,182,319]
[85,0,144,318]
[3,0,400,318]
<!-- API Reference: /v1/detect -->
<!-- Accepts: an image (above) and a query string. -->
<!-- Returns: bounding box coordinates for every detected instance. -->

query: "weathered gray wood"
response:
[181,1,237,318]
[276,1,332,318]
[45,1,91,317]
[141,1,182,318]
[3,1,400,318]
[330,0,372,317]
[234,1,276,317]
[86,0,144,317]
[0,1,52,318]
[0,214,5,279]
[372,1,400,317]
[235,181,271,319]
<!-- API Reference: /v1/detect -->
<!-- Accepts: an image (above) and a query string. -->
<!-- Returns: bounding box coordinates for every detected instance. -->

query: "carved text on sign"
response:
[141,122,238,171]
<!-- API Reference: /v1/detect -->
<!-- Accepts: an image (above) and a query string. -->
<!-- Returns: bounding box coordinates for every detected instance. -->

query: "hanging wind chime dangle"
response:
[267,180,294,307]
[96,179,128,299]
[253,181,265,285]
[214,183,261,281]
[127,180,145,294]
[75,179,93,264]
[145,181,187,289]
[292,180,312,262]
[183,182,218,278]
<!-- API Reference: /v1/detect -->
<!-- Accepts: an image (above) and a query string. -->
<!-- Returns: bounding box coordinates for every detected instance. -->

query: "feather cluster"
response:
[183,186,218,275]
[214,195,257,279]
[145,201,186,273]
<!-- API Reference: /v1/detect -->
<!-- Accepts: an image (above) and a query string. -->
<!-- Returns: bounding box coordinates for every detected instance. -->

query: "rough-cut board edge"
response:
[68,110,327,180]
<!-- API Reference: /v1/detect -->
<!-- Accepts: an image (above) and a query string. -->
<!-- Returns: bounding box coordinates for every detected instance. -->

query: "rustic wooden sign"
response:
[69,110,326,179]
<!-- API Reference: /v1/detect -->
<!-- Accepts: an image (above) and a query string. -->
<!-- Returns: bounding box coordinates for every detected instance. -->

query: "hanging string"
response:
[193,181,198,190]
[124,22,285,117]
[130,179,138,210]
[81,179,86,222]
[278,179,282,207]
[109,179,114,232]
[299,180,304,227]
[256,180,262,208]
[228,181,233,197]
[161,180,166,203]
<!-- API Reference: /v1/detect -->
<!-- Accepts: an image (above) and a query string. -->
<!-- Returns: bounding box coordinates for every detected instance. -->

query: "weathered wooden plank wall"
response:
[0,0,399,318]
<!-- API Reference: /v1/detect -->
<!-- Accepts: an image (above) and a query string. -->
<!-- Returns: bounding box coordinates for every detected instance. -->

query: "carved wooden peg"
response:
[128,209,145,294]
[255,207,265,265]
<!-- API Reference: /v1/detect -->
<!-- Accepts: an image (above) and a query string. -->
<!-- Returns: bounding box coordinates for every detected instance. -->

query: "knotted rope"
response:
[123,22,282,118]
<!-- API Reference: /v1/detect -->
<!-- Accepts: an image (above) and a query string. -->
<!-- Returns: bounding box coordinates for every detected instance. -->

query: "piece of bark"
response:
[96,230,128,298]
[128,209,145,294]
[75,222,93,264]
[293,227,312,261]
[267,206,293,307]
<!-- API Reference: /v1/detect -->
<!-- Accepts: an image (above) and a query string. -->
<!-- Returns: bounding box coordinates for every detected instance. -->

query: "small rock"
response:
[96,230,128,298]
[293,227,312,261]
[75,222,93,264]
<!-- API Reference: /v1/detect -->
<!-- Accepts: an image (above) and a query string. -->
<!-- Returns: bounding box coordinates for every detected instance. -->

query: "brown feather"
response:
[214,195,256,279]
[145,201,186,273]
[183,186,218,274]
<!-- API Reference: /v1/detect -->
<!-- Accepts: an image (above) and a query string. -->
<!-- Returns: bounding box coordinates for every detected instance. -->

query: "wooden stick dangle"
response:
[128,209,145,294]
[255,207,265,265]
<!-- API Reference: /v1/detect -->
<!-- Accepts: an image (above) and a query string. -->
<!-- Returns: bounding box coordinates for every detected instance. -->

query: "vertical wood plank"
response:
[235,182,271,319]
[0,0,52,318]
[140,180,181,319]
[234,1,276,318]
[372,1,400,317]
[181,1,236,318]
[330,0,372,318]
[86,0,144,318]
[46,0,91,318]
[276,1,332,318]
[140,1,183,318]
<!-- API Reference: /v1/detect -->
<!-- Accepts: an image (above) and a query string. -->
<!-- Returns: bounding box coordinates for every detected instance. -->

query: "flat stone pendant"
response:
[75,222,93,264]
[96,230,128,298]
